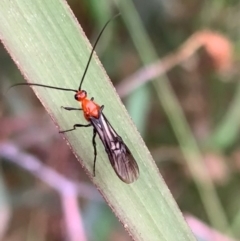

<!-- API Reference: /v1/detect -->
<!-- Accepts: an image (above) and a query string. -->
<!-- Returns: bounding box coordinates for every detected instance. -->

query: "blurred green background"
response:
[1,0,240,240]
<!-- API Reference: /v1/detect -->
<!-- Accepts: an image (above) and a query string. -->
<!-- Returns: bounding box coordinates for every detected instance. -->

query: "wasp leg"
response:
[99,105,104,114]
[59,123,91,133]
[61,106,82,111]
[92,128,97,176]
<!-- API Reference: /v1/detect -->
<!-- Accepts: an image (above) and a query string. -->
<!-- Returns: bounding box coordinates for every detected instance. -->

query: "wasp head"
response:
[75,90,87,102]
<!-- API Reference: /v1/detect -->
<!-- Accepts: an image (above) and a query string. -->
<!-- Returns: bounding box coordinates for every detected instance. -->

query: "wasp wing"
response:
[90,114,139,183]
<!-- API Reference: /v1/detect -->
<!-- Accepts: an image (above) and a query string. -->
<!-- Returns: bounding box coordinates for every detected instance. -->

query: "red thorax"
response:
[75,90,101,121]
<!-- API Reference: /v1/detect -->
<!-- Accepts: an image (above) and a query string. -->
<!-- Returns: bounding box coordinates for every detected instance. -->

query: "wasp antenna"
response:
[7,83,77,93]
[78,13,121,91]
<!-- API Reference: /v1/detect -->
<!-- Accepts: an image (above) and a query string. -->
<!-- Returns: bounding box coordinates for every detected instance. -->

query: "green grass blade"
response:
[116,0,229,233]
[0,0,196,240]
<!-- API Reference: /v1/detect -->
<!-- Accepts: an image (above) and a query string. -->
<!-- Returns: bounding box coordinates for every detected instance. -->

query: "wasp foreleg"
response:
[61,106,82,111]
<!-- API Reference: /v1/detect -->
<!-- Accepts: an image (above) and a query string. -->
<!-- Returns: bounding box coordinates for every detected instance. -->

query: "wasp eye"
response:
[74,93,78,100]
[75,91,87,101]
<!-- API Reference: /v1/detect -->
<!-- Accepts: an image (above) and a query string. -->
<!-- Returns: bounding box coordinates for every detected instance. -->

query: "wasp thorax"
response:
[75,90,87,101]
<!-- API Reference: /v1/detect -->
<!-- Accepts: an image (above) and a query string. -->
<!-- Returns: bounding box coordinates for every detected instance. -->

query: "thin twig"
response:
[185,214,237,241]
[116,34,203,98]
[0,142,103,241]
[0,142,101,201]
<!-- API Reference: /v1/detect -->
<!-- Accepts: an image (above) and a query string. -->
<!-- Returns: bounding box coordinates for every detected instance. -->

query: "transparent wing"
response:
[107,140,139,183]
[90,114,139,183]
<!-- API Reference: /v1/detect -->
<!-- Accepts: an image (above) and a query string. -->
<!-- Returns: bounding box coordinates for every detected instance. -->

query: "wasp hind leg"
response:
[92,128,97,177]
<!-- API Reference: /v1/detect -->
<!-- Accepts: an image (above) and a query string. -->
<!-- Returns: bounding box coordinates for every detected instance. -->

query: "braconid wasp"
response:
[8,15,139,184]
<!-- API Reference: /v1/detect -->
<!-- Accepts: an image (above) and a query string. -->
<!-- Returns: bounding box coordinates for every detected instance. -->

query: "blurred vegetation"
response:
[1,0,240,240]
